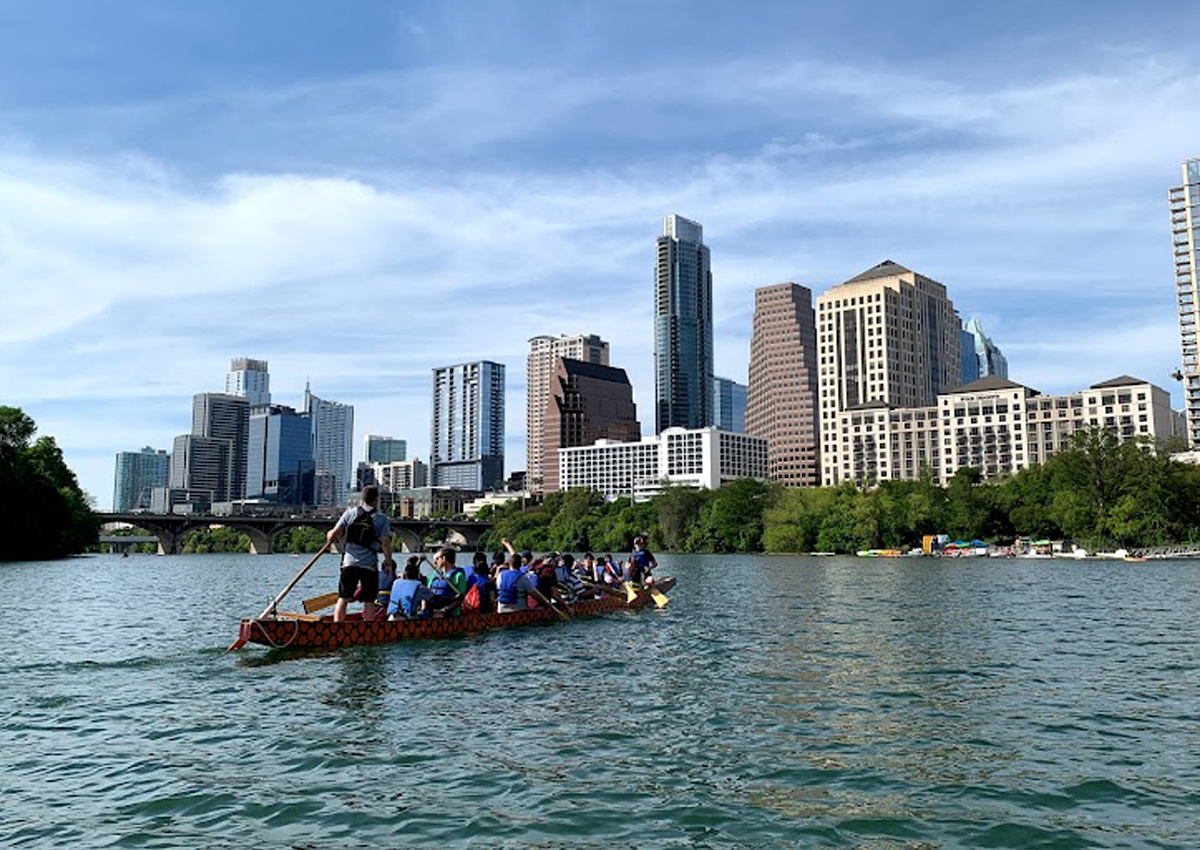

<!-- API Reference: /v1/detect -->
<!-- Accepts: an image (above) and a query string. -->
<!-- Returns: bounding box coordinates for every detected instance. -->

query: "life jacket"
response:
[431,566,464,597]
[497,569,522,606]
[394,578,424,618]
[555,564,583,600]
[345,507,379,549]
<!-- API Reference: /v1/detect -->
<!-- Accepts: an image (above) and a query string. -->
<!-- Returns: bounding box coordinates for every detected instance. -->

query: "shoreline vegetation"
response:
[0,407,99,560]
[477,428,1200,556]
[12,401,1199,560]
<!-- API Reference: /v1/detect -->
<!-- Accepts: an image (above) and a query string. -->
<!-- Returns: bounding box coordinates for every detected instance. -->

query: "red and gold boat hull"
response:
[233,578,674,651]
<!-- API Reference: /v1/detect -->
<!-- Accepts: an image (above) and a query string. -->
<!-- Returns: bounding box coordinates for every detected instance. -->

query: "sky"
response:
[2,0,1199,509]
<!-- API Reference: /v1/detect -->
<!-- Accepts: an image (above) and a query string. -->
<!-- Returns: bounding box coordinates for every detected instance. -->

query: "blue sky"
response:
[2,0,1198,509]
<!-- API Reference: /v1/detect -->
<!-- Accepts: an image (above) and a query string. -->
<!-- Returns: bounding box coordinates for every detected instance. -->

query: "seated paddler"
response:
[388,559,435,620]
[428,547,467,614]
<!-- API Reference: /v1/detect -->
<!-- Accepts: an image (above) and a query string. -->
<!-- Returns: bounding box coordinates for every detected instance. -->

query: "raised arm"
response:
[501,537,517,556]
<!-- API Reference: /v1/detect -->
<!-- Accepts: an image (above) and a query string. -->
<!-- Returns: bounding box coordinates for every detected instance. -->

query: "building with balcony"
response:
[559,426,767,501]
[431,361,505,491]
[1171,157,1200,446]
[816,261,963,486]
[834,374,1180,486]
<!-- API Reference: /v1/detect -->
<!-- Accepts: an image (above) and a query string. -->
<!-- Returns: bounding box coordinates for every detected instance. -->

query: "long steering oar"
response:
[227,540,332,652]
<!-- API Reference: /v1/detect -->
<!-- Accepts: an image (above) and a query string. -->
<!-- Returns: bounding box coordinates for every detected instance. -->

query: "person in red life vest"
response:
[465,551,494,612]
[326,485,395,623]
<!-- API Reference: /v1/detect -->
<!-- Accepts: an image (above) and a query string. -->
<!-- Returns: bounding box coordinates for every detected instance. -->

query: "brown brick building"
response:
[745,283,821,486]
[543,358,641,492]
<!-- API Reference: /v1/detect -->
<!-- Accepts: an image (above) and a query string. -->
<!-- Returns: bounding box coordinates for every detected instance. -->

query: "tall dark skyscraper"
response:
[654,214,713,433]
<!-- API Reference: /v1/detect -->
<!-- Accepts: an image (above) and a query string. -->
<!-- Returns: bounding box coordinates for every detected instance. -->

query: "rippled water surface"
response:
[4,553,1200,848]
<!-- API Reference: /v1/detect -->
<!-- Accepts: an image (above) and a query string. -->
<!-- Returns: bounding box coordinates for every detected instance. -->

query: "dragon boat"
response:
[230,577,674,651]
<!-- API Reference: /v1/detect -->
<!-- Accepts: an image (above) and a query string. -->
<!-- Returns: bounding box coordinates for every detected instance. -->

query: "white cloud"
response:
[1,50,1196,506]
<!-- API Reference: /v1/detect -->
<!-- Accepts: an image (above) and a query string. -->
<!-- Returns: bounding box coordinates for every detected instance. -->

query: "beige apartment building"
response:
[745,282,820,485]
[835,374,1182,486]
[526,334,609,492]
[817,261,962,486]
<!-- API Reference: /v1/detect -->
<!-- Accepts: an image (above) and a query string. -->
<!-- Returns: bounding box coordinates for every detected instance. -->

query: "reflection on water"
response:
[2,552,1199,847]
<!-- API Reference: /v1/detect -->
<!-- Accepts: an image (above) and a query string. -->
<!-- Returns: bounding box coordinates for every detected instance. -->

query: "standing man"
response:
[327,484,395,623]
[629,534,658,586]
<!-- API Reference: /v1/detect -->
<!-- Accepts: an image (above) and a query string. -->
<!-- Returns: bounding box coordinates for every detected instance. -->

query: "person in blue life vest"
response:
[629,534,658,587]
[496,540,559,614]
[327,485,395,622]
[428,547,467,614]
[388,558,435,620]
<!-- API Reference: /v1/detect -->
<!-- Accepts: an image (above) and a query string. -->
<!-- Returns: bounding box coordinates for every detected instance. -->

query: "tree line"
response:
[478,429,1200,555]
[0,407,99,560]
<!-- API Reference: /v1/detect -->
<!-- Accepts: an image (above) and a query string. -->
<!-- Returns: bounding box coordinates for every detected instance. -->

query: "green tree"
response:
[0,407,99,560]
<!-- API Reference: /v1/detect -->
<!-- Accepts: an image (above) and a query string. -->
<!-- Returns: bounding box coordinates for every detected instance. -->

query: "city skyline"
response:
[3,3,1200,508]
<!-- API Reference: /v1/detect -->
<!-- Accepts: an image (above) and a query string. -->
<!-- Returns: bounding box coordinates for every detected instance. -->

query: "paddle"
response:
[579,579,627,599]
[227,540,332,651]
[303,587,391,614]
[626,581,669,608]
[302,591,340,614]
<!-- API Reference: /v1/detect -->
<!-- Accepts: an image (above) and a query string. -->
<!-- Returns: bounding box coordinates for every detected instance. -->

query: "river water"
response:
[3,553,1199,848]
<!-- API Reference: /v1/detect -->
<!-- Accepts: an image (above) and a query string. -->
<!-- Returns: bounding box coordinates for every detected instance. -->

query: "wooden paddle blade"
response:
[302,591,340,614]
[624,583,638,603]
[649,588,669,608]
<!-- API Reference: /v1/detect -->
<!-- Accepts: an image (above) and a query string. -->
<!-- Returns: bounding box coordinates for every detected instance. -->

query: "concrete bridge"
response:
[98,513,493,555]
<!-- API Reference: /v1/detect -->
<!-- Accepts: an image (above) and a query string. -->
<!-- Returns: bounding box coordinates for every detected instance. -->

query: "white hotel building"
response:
[835,374,1183,486]
[559,426,767,501]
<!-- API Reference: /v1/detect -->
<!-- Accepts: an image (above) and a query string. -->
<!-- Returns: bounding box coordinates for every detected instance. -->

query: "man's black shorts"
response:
[338,565,379,601]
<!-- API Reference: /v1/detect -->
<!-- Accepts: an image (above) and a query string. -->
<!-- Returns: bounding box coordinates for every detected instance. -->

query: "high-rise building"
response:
[711,376,748,433]
[431,361,505,491]
[816,261,962,486]
[246,405,315,505]
[303,384,354,505]
[168,434,229,503]
[745,283,821,486]
[961,318,1008,382]
[1171,157,1200,446]
[543,358,641,492]
[225,358,271,407]
[365,435,407,464]
[191,393,249,501]
[655,214,713,433]
[112,447,170,512]
[527,334,609,492]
